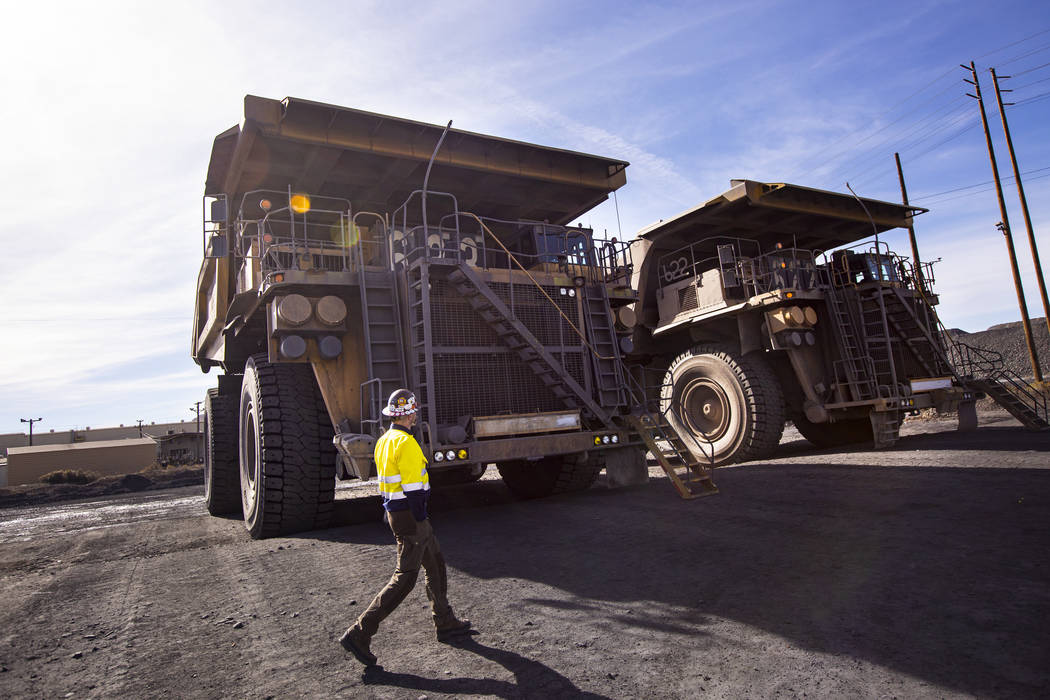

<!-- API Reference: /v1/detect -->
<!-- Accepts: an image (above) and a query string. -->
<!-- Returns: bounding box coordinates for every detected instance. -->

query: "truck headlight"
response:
[433,451,445,462]
[445,450,456,461]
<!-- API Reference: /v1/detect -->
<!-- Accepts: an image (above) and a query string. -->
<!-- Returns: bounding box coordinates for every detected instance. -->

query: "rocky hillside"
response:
[948,317,1050,380]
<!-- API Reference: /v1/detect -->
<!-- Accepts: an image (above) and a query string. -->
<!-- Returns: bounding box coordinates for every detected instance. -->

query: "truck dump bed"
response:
[205,96,629,224]
[636,179,924,254]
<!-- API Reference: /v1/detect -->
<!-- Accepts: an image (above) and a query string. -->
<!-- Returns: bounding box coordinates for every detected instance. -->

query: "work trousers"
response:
[355,512,452,637]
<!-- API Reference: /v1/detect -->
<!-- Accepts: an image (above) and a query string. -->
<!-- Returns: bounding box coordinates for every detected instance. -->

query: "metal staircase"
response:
[628,410,718,499]
[446,263,615,429]
[882,271,1049,432]
[869,268,1050,431]
[880,287,955,377]
[968,376,1049,430]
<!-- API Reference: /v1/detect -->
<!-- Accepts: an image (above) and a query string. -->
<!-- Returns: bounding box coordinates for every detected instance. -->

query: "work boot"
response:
[434,613,472,641]
[339,626,377,666]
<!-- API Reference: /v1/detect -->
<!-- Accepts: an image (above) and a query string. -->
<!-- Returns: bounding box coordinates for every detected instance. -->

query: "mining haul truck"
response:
[627,179,1049,466]
[192,95,671,538]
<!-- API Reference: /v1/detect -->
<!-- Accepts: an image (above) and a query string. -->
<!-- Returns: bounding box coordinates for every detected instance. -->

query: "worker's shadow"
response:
[360,634,612,699]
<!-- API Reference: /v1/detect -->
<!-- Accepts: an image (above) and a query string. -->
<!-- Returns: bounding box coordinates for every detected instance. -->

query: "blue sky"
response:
[2,0,1049,434]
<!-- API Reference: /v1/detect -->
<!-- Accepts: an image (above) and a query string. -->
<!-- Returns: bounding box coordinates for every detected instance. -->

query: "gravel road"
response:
[1,412,1048,699]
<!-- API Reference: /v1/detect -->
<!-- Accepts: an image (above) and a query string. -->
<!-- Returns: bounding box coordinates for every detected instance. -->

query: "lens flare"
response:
[290,193,311,214]
[330,221,361,248]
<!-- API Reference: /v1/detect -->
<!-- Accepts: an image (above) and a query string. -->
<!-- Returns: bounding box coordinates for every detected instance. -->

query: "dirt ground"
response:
[1,411,1048,699]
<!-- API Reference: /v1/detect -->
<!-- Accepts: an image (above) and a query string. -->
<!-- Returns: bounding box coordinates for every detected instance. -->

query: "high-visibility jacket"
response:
[375,424,430,520]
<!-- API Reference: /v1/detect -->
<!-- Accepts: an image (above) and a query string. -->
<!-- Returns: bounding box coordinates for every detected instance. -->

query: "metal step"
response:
[628,414,717,499]
[970,378,1050,430]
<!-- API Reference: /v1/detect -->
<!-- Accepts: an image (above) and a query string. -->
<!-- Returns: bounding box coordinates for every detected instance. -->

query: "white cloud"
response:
[2,0,1049,433]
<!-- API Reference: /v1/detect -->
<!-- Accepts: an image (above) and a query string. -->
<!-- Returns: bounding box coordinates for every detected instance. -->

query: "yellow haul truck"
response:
[627,180,1048,465]
[193,96,672,538]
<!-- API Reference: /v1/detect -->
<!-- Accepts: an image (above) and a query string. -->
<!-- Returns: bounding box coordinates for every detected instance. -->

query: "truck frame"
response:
[193,96,687,538]
[627,179,1048,465]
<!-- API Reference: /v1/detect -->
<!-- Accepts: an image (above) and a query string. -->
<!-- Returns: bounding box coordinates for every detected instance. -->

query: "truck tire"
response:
[238,354,336,539]
[661,346,785,466]
[793,415,873,448]
[204,387,241,516]
[497,454,602,499]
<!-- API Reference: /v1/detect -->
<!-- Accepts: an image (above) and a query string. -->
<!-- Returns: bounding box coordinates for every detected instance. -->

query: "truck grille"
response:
[426,277,587,425]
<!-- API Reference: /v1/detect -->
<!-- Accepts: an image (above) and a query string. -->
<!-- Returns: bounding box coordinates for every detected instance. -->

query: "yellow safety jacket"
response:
[375,424,430,520]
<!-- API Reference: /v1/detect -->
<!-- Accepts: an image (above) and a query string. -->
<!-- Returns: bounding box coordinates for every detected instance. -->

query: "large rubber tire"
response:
[497,454,602,499]
[204,386,241,516]
[793,415,873,448]
[238,354,336,539]
[661,346,785,465]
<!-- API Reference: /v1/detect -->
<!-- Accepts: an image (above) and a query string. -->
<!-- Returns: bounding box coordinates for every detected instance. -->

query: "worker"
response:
[339,389,472,666]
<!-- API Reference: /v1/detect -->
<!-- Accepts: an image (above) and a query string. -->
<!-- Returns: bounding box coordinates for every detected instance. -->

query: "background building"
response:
[4,438,160,486]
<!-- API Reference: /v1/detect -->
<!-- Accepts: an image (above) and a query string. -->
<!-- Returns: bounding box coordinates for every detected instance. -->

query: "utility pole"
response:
[137,419,145,438]
[191,401,203,462]
[991,67,1050,345]
[894,152,925,292]
[964,61,1043,383]
[20,417,42,446]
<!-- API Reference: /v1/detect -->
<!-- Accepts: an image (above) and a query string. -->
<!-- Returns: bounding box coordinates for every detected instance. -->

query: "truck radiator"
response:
[424,276,588,426]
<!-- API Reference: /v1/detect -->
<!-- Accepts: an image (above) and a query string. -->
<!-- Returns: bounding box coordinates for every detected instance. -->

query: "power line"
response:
[1008,74,1050,91]
[919,171,1050,207]
[976,27,1050,59]
[847,118,983,192]
[792,76,963,180]
[907,119,981,162]
[998,41,1050,67]
[1010,60,1050,78]
[813,96,971,186]
[1014,90,1050,106]
[911,165,1050,201]
[800,28,1050,177]
[825,104,974,188]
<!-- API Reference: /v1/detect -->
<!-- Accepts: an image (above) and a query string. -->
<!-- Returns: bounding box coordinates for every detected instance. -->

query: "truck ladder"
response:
[580,283,627,408]
[627,412,718,499]
[358,268,408,435]
[824,278,878,401]
[859,302,898,393]
[406,262,439,433]
[447,263,616,429]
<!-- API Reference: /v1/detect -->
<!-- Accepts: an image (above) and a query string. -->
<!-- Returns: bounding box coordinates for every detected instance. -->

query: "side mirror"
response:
[205,235,228,259]
[210,199,227,223]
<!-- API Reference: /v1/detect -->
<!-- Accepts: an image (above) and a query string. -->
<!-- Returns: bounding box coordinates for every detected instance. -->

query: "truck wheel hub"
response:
[682,379,730,441]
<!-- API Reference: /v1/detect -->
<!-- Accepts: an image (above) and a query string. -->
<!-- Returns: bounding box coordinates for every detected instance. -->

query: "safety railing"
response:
[656,236,762,287]
[233,189,355,282]
[737,247,823,297]
[628,365,716,466]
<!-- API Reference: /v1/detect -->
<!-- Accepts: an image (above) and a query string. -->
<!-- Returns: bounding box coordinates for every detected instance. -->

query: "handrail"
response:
[458,211,616,362]
[624,365,715,466]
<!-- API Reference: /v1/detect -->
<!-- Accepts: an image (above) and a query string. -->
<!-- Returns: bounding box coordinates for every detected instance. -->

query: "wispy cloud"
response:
[2,0,1049,433]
